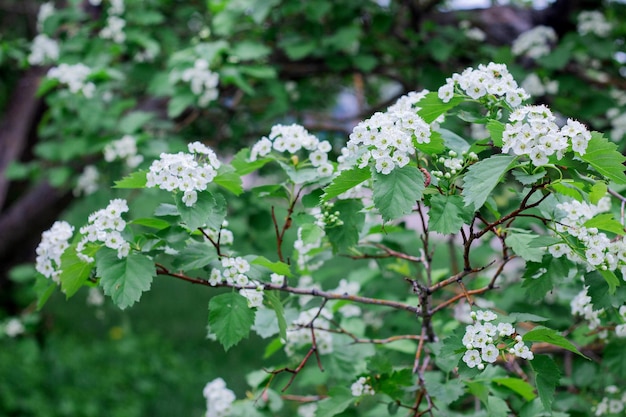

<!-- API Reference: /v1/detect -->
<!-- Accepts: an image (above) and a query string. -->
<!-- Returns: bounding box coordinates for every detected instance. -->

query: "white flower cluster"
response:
[570,286,604,331]
[146,141,221,207]
[551,197,626,274]
[521,73,558,97]
[207,256,264,308]
[3,318,25,338]
[108,0,125,15]
[297,403,318,417]
[250,124,334,177]
[286,307,333,355]
[47,63,96,98]
[438,63,529,107]
[77,199,131,261]
[578,11,612,37]
[87,287,105,307]
[461,310,533,370]
[594,386,626,416]
[293,226,325,272]
[35,220,74,283]
[341,109,429,175]
[459,20,486,42]
[29,34,59,66]
[616,306,626,338]
[606,108,626,142]
[502,105,591,166]
[37,2,55,32]
[431,149,478,179]
[100,16,126,43]
[180,59,220,107]
[202,220,234,246]
[74,165,100,196]
[511,26,557,59]
[351,376,375,397]
[104,135,143,168]
[203,378,235,417]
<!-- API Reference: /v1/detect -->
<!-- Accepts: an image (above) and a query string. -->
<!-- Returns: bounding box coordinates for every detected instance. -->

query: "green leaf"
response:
[551,182,583,201]
[315,386,354,417]
[321,166,371,202]
[214,165,243,195]
[428,194,474,235]
[96,249,155,310]
[487,120,505,147]
[512,169,546,186]
[231,41,271,60]
[264,291,287,342]
[589,182,607,204]
[416,130,445,154]
[580,132,626,184]
[583,213,625,235]
[176,190,227,231]
[251,256,292,277]
[326,199,365,253]
[487,395,510,417]
[231,149,272,175]
[604,339,626,377]
[521,259,567,301]
[172,241,217,271]
[439,128,470,154]
[208,292,255,351]
[599,269,620,295]
[59,245,96,297]
[167,92,196,118]
[530,355,561,412]
[523,327,588,359]
[417,92,465,123]
[527,235,562,248]
[493,377,537,401]
[114,170,148,188]
[462,154,516,210]
[423,372,465,404]
[130,218,170,230]
[34,275,56,310]
[119,111,154,134]
[372,166,425,221]
[505,231,545,263]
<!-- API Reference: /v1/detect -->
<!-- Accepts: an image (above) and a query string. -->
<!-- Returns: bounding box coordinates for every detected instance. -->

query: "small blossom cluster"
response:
[616,306,626,338]
[37,2,55,31]
[511,26,557,59]
[521,73,558,97]
[179,59,220,107]
[502,105,591,166]
[431,149,478,179]
[351,376,375,397]
[201,221,234,246]
[438,63,529,108]
[35,220,74,283]
[341,110,429,175]
[293,226,325,272]
[3,318,25,338]
[297,403,317,417]
[104,135,143,168]
[250,124,334,177]
[100,16,126,43]
[459,20,486,42]
[74,165,100,196]
[551,197,626,273]
[578,11,612,37]
[606,107,626,142]
[594,386,626,416]
[47,63,96,98]
[146,141,221,207]
[461,310,533,370]
[208,257,264,308]
[314,202,344,229]
[286,307,333,355]
[203,378,236,417]
[77,199,131,261]
[29,34,59,66]
[570,287,604,331]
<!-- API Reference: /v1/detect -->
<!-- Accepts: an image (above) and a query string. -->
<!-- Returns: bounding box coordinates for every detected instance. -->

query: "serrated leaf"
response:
[551,182,583,201]
[315,386,354,417]
[487,395,510,417]
[214,165,243,195]
[321,166,371,202]
[428,194,474,235]
[172,241,217,271]
[583,213,625,235]
[493,378,537,401]
[251,256,292,277]
[589,182,607,204]
[231,148,272,176]
[176,190,227,230]
[487,120,505,147]
[416,92,465,123]
[523,327,588,359]
[96,249,155,310]
[512,169,546,185]
[59,244,96,297]
[114,170,148,188]
[423,372,465,403]
[130,218,170,230]
[580,132,626,184]
[439,128,470,154]
[505,232,544,262]
[527,235,562,248]
[252,307,280,339]
[326,199,365,252]
[530,355,561,412]
[521,259,568,301]
[416,130,446,154]
[599,268,620,295]
[208,292,255,351]
[373,166,425,221]
[264,291,287,342]
[507,313,549,323]
[462,154,516,210]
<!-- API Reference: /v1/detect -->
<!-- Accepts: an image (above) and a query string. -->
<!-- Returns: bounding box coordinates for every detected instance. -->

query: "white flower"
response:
[463,349,482,368]
[47,63,96,97]
[240,288,264,308]
[351,376,375,396]
[74,165,100,196]
[28,34,59,65]
[512,26,557,59]
[203,378,236,417]
[35,220,75,282]
[578,11,612,37]
[615,324,626,338]
[4,318,25,338]
[271,273,285,286]
[481,343,499,363]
